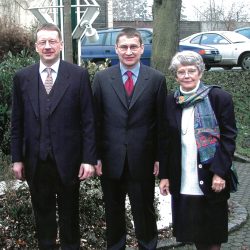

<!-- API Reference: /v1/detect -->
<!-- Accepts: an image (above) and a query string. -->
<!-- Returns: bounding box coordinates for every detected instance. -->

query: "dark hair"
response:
[116,27,143,45]
[36,23,62,41]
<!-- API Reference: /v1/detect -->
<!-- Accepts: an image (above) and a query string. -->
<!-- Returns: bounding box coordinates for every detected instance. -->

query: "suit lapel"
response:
[110,66,128,108]
[129,65,149,109]
[50,61,70,114]
[175,102,182,134]
[26,64,40,119]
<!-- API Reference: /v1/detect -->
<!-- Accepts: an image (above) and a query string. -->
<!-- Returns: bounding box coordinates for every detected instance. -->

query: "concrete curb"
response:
[234,153,250,163]
[228,200,248,233]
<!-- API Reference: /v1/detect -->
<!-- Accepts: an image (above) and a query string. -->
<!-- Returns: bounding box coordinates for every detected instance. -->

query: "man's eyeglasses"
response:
[36,40,60,47]
[176,69,198,77]
[118,45,141,52]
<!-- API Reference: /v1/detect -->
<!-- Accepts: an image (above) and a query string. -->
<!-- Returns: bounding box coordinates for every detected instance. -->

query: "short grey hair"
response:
[169,50,205,74]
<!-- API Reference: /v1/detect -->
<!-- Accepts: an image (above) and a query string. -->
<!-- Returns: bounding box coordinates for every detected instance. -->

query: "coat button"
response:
[200,180,204,185]
[198,164,202,168]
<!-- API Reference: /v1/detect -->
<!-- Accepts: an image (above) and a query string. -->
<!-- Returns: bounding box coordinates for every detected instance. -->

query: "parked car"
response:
[180,31,250,70]
[81,28,221,69]
[234,27,250,39]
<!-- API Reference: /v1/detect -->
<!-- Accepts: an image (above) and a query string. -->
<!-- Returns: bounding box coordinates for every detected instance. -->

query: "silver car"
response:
[180,31,250,70]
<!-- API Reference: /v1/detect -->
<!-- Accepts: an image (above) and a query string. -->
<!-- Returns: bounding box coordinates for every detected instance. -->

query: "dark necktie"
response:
[44,68,53,94]
[124,71,134,96]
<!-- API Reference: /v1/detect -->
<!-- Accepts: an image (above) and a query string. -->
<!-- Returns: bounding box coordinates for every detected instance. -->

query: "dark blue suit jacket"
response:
[159,84,237,197]
[11,60,97,184]
[93,63,167,180]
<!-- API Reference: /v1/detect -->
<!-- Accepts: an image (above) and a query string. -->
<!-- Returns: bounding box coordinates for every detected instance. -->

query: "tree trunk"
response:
[151,0,182,73]
[63,0,73,63]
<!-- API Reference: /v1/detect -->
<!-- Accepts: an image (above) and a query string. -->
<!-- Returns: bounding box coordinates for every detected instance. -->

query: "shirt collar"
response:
[39,59,60,74]
[120,62,140,78]
[180,80,201,95]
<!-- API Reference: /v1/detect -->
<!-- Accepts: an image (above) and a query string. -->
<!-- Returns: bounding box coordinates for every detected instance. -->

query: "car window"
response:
[111,31,119,45]
[200,34,229,45]
[237,29,250,39]
[200,34,215,44]
[82,32,106,46]
[140,30,152,44]
[105,32,112,45]
[213,34,229,44]
[190,35,201,44]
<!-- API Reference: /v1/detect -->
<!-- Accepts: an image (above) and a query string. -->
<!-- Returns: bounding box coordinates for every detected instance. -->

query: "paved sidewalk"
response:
[171,161,250,250]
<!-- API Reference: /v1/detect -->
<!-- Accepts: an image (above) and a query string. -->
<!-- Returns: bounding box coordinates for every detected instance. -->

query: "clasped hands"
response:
[211,174,226,193]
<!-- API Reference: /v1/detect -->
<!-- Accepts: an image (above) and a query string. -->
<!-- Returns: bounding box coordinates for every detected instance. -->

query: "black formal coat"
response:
[11,60,97,184]
[93,63,167,180]
[159,85,237,198]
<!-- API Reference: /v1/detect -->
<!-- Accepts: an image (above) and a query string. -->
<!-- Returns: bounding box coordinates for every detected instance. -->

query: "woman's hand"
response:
[212,174,226,192]
[159,179,170,196]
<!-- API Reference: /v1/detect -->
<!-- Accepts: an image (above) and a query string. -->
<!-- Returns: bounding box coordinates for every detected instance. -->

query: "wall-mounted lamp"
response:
[80,21,99,43]
[72,19,99,42]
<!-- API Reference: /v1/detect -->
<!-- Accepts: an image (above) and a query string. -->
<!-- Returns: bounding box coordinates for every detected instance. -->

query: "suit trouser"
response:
[101,163,158,250]
[28,157,80,250]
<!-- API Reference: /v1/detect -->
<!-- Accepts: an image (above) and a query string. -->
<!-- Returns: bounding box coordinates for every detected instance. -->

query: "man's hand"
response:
[94,160,103,176]
[12,162,25,181]
[212,174,226,192]
[78,163,95,180]
[153,161,159,176]
[159,179,170,196]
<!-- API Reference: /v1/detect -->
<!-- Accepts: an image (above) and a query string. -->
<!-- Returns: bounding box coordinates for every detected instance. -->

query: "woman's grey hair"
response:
[169,50,205,74]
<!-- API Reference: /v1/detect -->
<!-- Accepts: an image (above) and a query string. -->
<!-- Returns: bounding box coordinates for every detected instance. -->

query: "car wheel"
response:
[205,65,211,71]
[223,66,233,70]
[240,53,250,70]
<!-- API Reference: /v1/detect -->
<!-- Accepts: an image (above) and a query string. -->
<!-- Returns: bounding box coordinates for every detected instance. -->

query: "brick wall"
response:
[93,0,107,28]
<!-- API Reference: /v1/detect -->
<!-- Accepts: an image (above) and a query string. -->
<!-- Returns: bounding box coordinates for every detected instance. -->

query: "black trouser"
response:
[28,157,80,250]
[101,160,158,250]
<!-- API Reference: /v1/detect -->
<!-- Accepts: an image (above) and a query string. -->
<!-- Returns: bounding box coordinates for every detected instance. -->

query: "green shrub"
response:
[0,178,106,249]
[0,51,38,155]
[0,182,36,249]
[83,59,111,85]
[0,149,11,181]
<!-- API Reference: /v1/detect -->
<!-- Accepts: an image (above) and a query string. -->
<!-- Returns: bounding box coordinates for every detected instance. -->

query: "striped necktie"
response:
[44,68,53,94]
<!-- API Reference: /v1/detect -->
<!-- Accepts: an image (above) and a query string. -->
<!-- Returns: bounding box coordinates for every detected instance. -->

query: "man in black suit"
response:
[93,27,167,250]
[11,23,97,250]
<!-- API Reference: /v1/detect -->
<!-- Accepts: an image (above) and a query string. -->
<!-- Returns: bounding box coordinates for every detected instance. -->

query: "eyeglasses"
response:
[176,69,198,77]
[117,45,141,52]
[36,40,60,47]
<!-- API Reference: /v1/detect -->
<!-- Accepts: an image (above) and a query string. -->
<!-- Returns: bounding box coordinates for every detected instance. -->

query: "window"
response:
[140,30,152,44]
[238,29,250,39]
[110,31,119,45]
[200,34,229,45]
[190,35,201,44]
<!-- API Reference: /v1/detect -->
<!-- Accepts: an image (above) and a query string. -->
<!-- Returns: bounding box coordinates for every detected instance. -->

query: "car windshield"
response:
[221,31,249,43]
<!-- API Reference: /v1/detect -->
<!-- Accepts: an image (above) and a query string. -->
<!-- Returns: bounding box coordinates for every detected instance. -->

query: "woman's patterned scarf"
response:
[174,83,220,164]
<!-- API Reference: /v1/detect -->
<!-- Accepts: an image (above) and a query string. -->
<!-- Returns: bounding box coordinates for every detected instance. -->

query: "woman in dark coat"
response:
[159,51,237,250]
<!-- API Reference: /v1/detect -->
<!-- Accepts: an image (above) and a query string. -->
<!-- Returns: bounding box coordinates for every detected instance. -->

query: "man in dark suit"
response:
[11,23,97,250]
[93,27,167,250]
